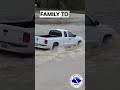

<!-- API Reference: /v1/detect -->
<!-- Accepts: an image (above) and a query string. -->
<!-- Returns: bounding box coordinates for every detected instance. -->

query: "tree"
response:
[46,0,49,9]
[36,0,85,10]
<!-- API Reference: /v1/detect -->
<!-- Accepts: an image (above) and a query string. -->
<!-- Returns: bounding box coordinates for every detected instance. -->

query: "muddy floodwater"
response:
[0,50,34,90]
[35,14,85,64]
[35,13,85,90]
[86,0,120,89]
[35,23,85,64]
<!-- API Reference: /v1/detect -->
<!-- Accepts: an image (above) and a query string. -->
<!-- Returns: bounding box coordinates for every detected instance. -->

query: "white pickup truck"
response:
[0,0,34,54]
[86,14,116,47]
[35,29,82,49]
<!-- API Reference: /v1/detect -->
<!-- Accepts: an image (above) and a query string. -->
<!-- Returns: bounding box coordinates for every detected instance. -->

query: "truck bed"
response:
[38,34,59,38]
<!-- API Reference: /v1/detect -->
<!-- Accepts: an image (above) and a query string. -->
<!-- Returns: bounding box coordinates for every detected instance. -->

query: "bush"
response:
[36,0,85,10]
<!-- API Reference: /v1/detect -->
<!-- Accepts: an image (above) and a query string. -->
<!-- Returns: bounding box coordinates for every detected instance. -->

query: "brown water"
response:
[86,0,120,73]
[35,13,85,90]
[86,37,120,72]
[86,0,120,89]
[35,14,85,65]
[0,50,34,89]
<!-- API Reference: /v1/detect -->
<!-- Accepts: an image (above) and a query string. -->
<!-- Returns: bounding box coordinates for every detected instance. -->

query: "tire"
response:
[78,40,81,44]
[52,42,59,49]
[103,35,112,44]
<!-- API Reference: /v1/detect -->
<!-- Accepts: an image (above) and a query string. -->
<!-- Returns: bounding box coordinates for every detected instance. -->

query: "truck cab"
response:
[85,14,115,47]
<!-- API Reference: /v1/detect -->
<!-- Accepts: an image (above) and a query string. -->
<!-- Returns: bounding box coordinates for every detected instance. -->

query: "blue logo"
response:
[70,74,83,88]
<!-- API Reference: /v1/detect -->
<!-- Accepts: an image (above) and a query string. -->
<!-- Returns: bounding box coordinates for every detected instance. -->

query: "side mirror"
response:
[73,35,76,37]
[94,20,100,25]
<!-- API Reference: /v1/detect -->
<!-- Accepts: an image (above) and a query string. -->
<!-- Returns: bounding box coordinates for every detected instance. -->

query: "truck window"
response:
[49,30,62,37]
[64,31,67,37]
[68,31,74,37]
[85,15,95,26]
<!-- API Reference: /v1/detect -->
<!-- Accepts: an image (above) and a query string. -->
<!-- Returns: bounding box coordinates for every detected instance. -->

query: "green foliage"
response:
[36,0,85,10]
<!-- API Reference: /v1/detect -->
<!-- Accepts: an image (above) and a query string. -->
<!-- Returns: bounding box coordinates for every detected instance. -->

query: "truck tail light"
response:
[44,40,48,44]
[23,32,30,43]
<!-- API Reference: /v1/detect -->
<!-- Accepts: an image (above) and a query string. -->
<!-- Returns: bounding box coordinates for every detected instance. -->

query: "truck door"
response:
[85,15,99,47]
[63,31,69,47]
[68,31,75,46]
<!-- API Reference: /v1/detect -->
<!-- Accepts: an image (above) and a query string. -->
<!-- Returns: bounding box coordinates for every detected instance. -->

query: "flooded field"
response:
[86,0,120,89]
[35,14,85,63]
[86,21,120,90]
[0,50,34,90]
[35,13,85,90]
[86,0,120,75]
[35,23,85,65]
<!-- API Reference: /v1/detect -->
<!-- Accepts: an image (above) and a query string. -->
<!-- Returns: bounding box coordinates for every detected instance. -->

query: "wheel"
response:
[103,35,112,44]
[78,40,82,44]
[52,42,59,50]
